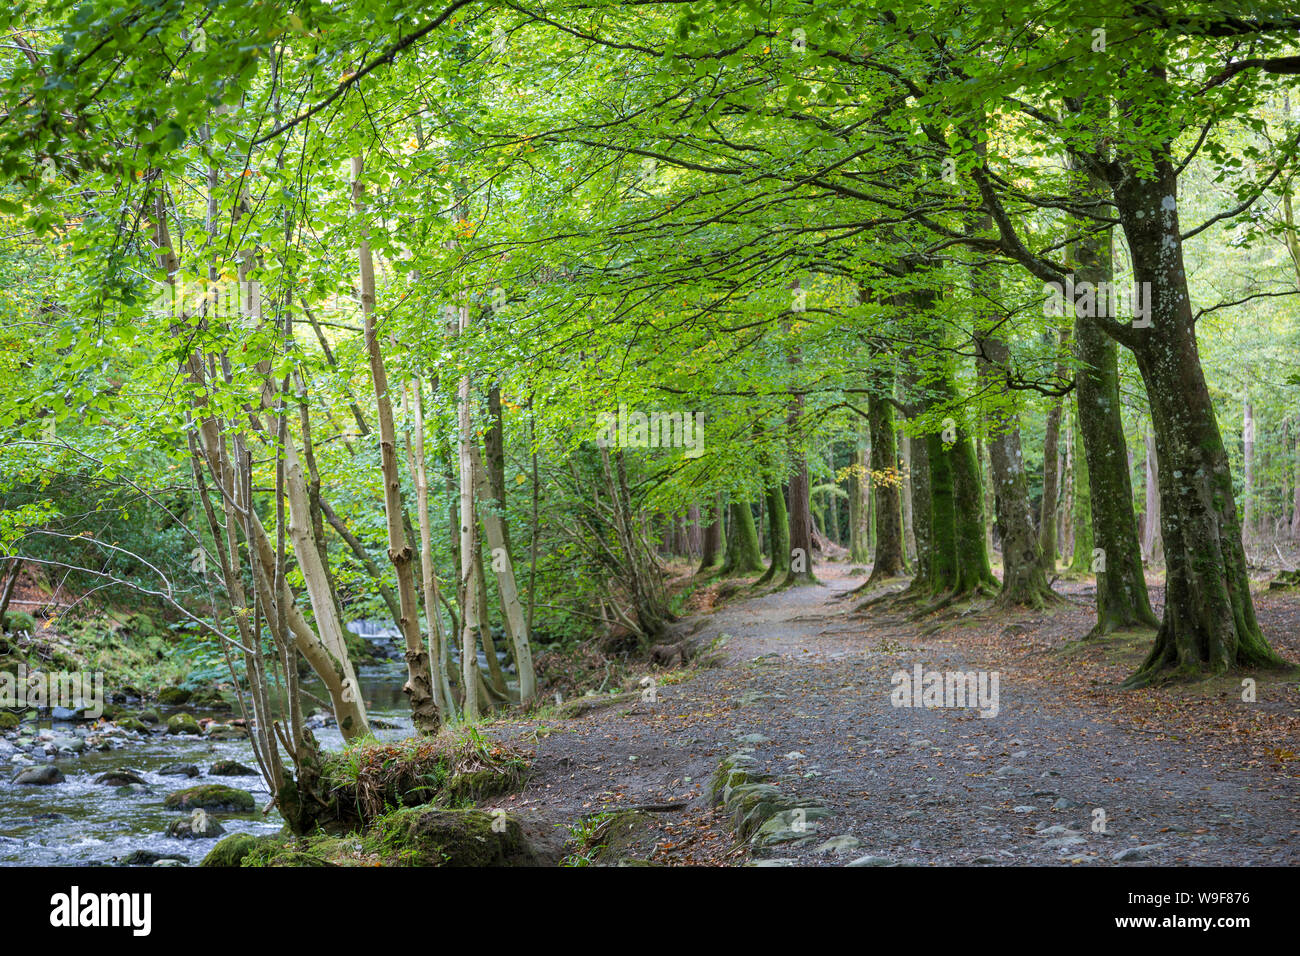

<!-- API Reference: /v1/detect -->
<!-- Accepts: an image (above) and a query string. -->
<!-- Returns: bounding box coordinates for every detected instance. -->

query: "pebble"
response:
[1113,845,1161,862]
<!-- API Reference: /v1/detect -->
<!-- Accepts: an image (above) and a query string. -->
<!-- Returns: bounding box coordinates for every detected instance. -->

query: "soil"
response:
[485,562,1300,866]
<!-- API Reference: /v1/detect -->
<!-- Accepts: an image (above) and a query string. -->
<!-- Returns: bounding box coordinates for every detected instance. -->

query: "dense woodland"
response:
[1,0,1299,869]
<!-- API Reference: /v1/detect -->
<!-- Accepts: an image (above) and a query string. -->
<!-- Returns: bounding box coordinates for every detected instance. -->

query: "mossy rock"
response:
[724,783,793,838]
[114,717,149,734]
[137,709,160,724]
[100,703,124,721]
[373,808,537,867]
[0,655,26,677]
[188,686,231,710]
[0,711,19,731]
[318,733,529,827]
[709,752,760,805]
[1269,569,1300,590]
[201,833,279,867]
[586,810,661,864]
[165,713,201,735]
[247,847,336,867]
[2,611,35,634]
[204,723,247,740]
[444,768,524,804]
[157,687,192,706]
[209,759,257,777]
[164,784,255,812]
[96,770,148,787]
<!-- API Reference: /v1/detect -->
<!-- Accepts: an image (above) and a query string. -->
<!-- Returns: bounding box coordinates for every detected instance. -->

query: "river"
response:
[0,660,413,867]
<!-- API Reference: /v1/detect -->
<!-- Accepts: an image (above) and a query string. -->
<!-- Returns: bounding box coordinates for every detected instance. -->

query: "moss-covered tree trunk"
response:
[783,457,817,584]
[1068,408,1093,573]
[975,333,1055,607]
[1068,193,1156,639]
[1109,151,1286,684]
[926,430,959,595]
[969,181,1055,606]
[866,367,906,582]
[1039,328,1070,575]
[848,435,871,565]
[757,483,790,584]
[721,501,764,575]
[697,495,722,573]
[951,421,997,596]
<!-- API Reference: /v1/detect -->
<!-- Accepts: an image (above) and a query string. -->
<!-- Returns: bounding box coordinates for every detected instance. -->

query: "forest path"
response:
[490,563,1300,866]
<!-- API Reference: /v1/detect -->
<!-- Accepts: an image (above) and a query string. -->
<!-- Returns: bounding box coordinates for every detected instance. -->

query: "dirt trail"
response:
[490,564,1300,866]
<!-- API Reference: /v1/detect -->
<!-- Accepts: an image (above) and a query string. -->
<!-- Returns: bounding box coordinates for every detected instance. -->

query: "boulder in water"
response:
[164,784,255,812]
[96,770,147,787]
[157,687,192,706]
[209,760,256,777]
[167,808,225,839]
[165,713,201,735]
[204,723,248,740]
[121,850,188,866]
[13,765,64,785]
[157,763,200,777]
[200,833,273,867]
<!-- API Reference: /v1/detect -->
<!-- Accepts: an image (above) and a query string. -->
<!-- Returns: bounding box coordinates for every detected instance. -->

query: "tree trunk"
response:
[1141,426,1162,564]
[1039,329,1070,573]
[866,368,906,582]
[687,503,702,556]
[901,432,915,563]
[848,434,871,564]
[975,333,1054,606]
[1109,151,1285,684]
[456,302,482,721]
[756,483,790,584]
[697,495,723,572]
[783,456,817,584]
[1293,422,1300,542]
[352,154,439,735]
[408,379,457,717]
[470,443,537,705]
[1068,402,1093,573]
[1242,397,1255,547]
[722,501,765,575]
[0,559,20,632]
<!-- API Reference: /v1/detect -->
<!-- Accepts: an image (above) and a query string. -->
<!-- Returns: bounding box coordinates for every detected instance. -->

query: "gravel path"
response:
[490,565,1300,866]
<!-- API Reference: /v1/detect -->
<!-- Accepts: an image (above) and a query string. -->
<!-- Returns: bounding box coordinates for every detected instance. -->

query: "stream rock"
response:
[165,713,201,735]
[201,833,271,867]
[166,808,225,839]
[96,770,147,787]
[204,723,248,740]
[121,850,188,867]
[157,687,192,706]
[13,765,64,785]
[157,763,200,777]
[164,784,255,813]
[209,760,256,776]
